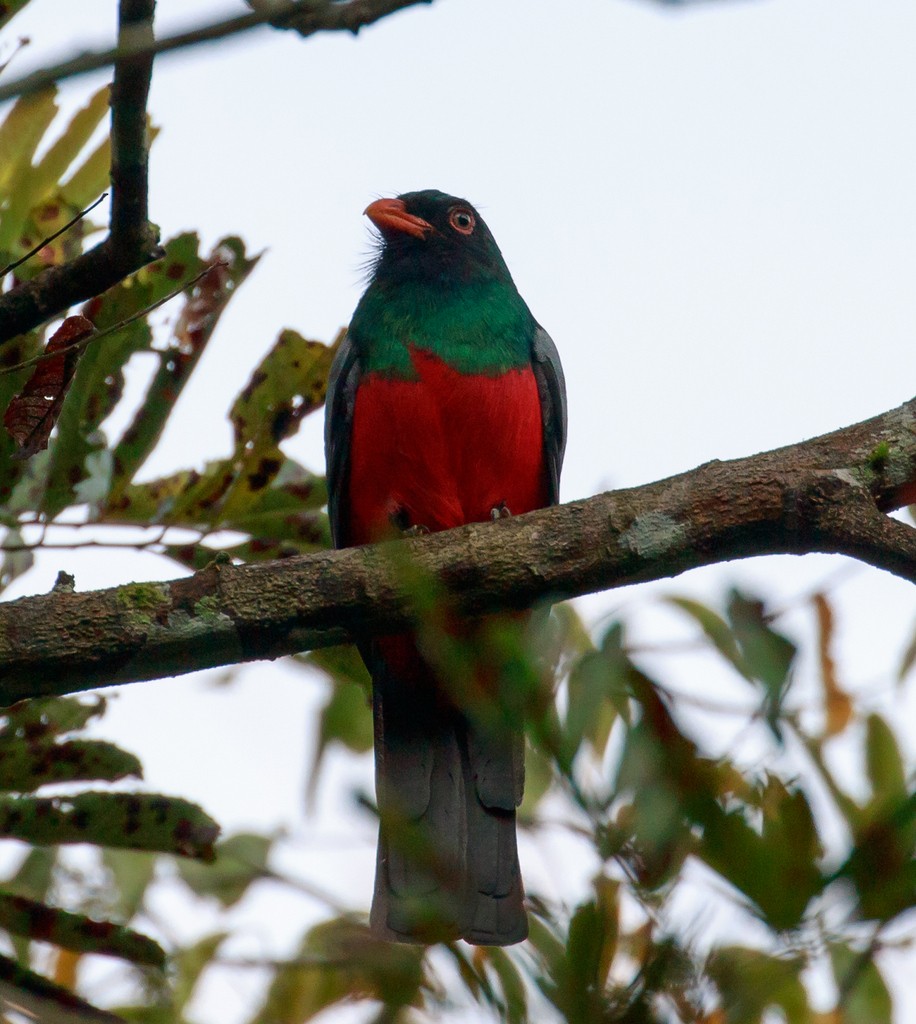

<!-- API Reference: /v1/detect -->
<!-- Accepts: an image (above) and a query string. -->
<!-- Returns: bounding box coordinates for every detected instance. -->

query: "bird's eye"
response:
[448,208,476,235]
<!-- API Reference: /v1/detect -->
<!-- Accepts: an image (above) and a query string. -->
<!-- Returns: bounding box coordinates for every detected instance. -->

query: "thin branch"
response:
[0,262,225,375]
[0,0,434,103]
[1,395,916,703]
[0,1,161,347]
[0,194,107,279]
[0,527,171,553]
[108,0,155,256]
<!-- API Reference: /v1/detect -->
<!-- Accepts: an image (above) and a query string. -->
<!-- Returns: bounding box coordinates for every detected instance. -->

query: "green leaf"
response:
[2,847,56,903]
[1,846,57,964]
[0,88,58,251]
[0,738,142,793]
[614,725,692,889]
[897,617,916,683]
[26,87,110,208]
[864,714,907,809]
[12,198,99,284]
[210,328,340,524]
[0,892,165,967]
[251,919,427,1024]
[1,86,111,276]
[0,949,124,1023]
[106,237,260,504]
[727,590,796,731]
[698,778,822,930]
[564,647,625,762]
[526,907,566,972]
[829,942,892,1024]
[519,739,553,819]
[0,695,107,739]
[482,946,527,1024]
[0,527,33,591]
[547,879,619,1020]
[175,832,273,907]
[667,595,750,680]
[39,233,204,517]
[839,792,916,922]
[60,135,111,211]
[0,792,219,858]
[309,679,373,793]
[304,645,373,786]
[172,931,227,1014]
[708,946,810,1024]
[101,850,158,922]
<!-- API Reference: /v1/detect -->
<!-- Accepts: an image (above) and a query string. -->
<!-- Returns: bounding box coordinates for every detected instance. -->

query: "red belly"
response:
[346,348,547,544]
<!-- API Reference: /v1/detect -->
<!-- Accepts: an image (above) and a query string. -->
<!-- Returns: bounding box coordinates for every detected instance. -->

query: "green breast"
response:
[349,277,536,377]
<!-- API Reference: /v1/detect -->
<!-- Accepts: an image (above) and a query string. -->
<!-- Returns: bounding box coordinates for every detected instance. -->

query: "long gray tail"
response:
[369,658,527,946]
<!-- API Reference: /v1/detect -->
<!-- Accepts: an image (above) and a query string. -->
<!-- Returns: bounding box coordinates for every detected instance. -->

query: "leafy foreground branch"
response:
[1,393,915,702]
[1,584,913,1023]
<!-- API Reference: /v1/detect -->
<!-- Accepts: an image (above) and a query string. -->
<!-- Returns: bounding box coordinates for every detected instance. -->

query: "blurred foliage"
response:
[1,24,915,1024]
[0,696,217,1021]
[2,589,914,1022]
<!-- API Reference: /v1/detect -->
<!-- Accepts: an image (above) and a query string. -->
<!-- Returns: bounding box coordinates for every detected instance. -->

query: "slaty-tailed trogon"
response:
[324,190,566,945]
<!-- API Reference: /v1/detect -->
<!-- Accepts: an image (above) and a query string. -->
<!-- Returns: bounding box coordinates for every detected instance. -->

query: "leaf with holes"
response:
[0,792,219,859]
[39,233,203,516]
[0,737,142,794]
[0,893,164,967]
[213,328,341,523]
[107,237,261,504]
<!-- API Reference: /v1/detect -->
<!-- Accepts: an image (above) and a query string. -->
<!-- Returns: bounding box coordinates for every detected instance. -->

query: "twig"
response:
[836,923,885,1006]
[0,527,171,553]
[216,952,363,970]
[0,194,107,279]
[0,262,223,376]
[0,35,30,78]
[0,0,434,103]
[0,1,162,347]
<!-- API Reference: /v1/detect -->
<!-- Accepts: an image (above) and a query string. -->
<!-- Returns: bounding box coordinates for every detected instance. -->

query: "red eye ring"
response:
[448,207,476,235]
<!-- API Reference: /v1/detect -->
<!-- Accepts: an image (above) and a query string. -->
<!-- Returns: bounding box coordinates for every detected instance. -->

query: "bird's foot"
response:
[490,503,512,521]
[402,523,431,537]
[389,506,430,535]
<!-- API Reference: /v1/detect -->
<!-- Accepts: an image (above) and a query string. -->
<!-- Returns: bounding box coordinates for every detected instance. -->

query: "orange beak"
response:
[364,198,431,240]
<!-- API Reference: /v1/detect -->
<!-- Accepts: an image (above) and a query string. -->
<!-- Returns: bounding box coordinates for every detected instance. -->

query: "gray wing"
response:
[531,326,567,506]
[324,332,361,548]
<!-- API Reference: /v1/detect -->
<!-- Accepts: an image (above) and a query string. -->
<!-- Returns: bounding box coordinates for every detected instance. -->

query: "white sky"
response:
[3,0,916,1020]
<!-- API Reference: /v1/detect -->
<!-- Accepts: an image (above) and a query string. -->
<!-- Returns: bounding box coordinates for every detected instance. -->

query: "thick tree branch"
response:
[0,0,162,346]
[0,0,434,104]
[1,396,915,704]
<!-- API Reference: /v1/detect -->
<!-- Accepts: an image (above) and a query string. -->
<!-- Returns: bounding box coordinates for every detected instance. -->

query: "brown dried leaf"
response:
[3,315,93,458]
[813,592,853,737]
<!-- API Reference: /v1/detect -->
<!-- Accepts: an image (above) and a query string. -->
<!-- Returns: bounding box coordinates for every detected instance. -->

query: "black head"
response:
[364,189,513,286]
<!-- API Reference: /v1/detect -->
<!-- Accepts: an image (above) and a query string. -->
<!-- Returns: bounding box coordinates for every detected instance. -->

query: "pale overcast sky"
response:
[4,1,916,1019]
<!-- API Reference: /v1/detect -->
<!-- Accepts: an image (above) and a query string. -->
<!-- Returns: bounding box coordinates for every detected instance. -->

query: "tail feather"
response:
[464,722,527,944]
[369,651,527,946]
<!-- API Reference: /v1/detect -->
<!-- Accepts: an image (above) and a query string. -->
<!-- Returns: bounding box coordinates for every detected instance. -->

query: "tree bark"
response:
[0,396,914,705]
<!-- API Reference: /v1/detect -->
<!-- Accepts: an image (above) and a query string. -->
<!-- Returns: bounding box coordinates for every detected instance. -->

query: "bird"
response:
[324,189,566,945]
